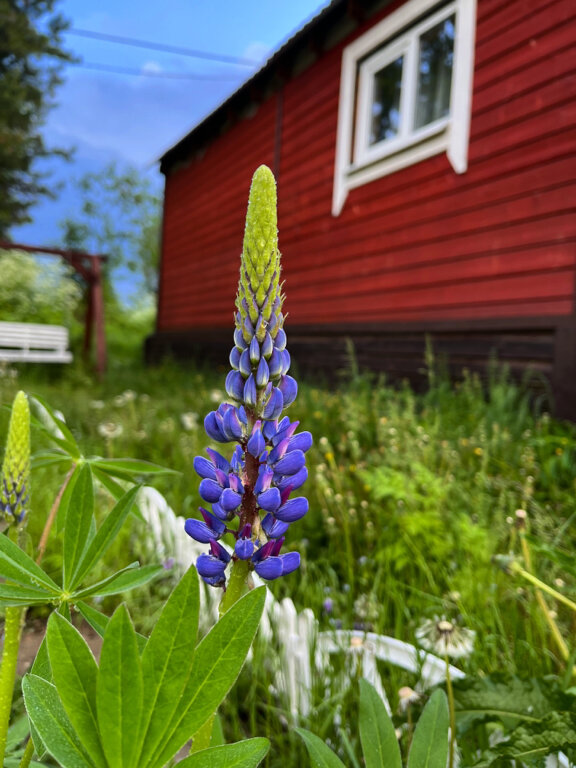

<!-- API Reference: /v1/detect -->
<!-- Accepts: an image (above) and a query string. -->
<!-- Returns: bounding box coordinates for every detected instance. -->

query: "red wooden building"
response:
[149,0,576,418]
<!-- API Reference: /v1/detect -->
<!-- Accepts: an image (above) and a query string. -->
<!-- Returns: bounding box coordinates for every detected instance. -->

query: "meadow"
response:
[1,349,575,767]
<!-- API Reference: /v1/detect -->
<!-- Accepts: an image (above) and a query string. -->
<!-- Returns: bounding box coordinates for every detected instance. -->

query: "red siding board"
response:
[158,0,576,334]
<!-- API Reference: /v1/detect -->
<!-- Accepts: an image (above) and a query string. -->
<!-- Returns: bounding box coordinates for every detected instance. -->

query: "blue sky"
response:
[14,0,329,296]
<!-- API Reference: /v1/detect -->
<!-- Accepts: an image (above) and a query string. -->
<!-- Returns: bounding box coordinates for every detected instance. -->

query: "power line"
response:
[70,60,243,80]
[67,27,262,67]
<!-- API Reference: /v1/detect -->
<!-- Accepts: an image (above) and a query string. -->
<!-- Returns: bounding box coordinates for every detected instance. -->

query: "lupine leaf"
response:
[76,601,147,653]
[358,679,401,768]
[29,394,81,458]
[97,604,143,768]
[70,486,140,590]
[28,636,51,760]
[295,728,347,768]
[72,563,163,599]
[55,464,81,533]
[46,613,107,768]
[0,533,60,592]
[22,675,93,768]
[31,450,71,470]
[407,690,449,768]
[146,587,266,768]
[0,583,55,605]
[90,467,128,500]
[177,738,270,768]
[62,464,95,590]
[137,565,200,764]
[90,468,145,522]
[90,458,178,477]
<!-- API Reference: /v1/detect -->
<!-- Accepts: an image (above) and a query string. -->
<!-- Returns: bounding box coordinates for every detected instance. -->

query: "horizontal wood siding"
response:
[159,0,576,333]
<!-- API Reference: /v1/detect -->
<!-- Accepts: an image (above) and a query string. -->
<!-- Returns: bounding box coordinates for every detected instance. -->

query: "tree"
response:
[60,163,162,302]
[0,249,81,323]
[0,0,72,237]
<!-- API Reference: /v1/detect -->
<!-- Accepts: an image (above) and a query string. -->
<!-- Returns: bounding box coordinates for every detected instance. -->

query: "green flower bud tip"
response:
[236,165,284,343]
[0,391,30,524]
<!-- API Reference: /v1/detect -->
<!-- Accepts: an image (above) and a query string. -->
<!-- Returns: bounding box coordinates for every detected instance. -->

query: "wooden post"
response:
[83,273,94,363]
[91,256,107,377]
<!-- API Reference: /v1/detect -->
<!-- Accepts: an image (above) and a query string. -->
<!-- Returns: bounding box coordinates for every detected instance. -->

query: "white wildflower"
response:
[97,422,123,440]
[416,617,475,659]
[181,412,199,431]
[398,686,421,712]
[209,389,224,403]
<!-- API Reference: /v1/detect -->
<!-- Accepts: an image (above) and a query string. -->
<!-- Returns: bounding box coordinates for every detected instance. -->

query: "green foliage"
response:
[453,675,576,766]
[0,0,72,235]
[298,682,449,768]
[0,250,81,325]
[178,739,270,768]
[23,567,267,768]
[358,678,401,768]
[60,162,162,302]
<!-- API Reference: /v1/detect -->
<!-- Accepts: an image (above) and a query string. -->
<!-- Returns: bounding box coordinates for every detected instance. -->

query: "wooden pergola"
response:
[0,242,108,376]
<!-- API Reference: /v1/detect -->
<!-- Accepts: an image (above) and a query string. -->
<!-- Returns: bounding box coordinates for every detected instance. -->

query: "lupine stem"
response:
[0,604,24,765]
[445,655,456,768]
[19,737,34,767]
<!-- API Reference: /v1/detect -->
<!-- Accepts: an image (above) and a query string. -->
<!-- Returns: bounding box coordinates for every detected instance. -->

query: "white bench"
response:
[0,322,73,363]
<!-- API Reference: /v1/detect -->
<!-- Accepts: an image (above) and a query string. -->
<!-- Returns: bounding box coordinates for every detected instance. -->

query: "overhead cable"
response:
[67,27,262,67]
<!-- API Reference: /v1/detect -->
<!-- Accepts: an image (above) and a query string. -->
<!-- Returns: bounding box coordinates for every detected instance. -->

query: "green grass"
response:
[1,354,575,765]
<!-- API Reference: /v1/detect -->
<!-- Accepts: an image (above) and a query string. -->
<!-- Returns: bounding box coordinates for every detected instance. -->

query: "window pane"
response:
[370,56,403,145]
[415,16,454,130]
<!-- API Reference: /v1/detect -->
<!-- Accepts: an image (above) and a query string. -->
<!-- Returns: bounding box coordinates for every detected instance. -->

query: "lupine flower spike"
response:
[185,165,312,610]
[0,391,30,530]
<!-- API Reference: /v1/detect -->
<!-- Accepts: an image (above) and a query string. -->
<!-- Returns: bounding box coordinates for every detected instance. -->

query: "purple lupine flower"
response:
[185,166,312,589]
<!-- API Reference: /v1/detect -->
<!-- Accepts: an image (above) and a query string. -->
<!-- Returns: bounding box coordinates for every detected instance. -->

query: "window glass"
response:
[370,56,403,145]
[415,16,455,130]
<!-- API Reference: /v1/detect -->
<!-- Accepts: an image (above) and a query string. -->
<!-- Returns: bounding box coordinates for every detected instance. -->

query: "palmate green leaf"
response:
[76,601,147,653]
[97,604,143,768]
[28,636,51,760]
[29,394,81,458]
[31,449,72,470]
[72,563,163,600]
[407,690,449,768]
[146,586,267,768]
[90,468,145,522]
[359,679,401,768]
[21,675,93,768]
[295,728,347,768]
[0,583,56,606]
[62,464,95,590]
[56,463,81,533]
[0,533,60,593]
[137,565,199,764]
[177,738,270,768]
[47,613,107,768]
[90,458,179,477]
[473,711,576,767]
[69,486,140,590]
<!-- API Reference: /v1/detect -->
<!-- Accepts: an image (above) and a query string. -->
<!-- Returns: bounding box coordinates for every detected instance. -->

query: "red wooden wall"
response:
[158,0,576,334]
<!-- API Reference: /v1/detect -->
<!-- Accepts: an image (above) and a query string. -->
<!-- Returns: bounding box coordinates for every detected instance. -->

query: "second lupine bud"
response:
[0,391,30,526]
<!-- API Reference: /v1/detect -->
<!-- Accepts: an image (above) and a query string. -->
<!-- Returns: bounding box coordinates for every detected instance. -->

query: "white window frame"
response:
[332,0,476,216]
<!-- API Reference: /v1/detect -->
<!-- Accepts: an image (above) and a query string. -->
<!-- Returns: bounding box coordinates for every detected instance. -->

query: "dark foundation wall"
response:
[145,315,576,421]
